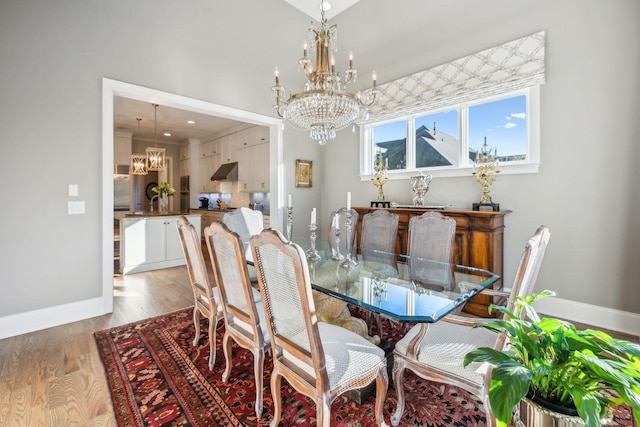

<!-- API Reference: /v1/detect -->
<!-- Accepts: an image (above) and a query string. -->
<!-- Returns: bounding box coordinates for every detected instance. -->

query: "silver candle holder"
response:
[340,210,358,268]
[306,223,321,261]
[286,206,294,241]
[331,222,345,261]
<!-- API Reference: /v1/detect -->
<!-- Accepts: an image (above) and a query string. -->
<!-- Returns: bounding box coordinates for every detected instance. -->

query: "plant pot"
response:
[514,396,614,427]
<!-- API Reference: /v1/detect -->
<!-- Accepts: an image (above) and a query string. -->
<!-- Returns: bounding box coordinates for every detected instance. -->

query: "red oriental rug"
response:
[94,307,636,427]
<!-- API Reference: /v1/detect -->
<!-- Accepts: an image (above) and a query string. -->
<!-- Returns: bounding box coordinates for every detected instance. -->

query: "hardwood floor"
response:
[1,262,637,426]
[0,266,195,426]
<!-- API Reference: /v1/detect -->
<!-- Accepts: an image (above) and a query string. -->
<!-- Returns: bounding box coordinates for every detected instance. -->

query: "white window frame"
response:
[360,86,540,181]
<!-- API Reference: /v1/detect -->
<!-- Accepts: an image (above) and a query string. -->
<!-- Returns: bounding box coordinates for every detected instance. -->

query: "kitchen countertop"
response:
[124,212,195,218]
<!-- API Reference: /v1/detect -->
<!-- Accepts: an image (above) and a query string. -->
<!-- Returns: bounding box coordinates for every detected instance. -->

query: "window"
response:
[361,87,539,179]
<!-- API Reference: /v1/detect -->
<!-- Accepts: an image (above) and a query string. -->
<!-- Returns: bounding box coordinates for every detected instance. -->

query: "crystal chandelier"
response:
[146,103,166,171]
[271,3,378,145]
[130,117,148,175]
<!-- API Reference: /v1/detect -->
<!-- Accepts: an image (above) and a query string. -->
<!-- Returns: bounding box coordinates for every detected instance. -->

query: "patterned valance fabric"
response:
[365,31,545,123]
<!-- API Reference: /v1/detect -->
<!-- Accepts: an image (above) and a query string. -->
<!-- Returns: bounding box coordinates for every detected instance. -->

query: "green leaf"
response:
[573,390,601,427]
[487,361,531,426]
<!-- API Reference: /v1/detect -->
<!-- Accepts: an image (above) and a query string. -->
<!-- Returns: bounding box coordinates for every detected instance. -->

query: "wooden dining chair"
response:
[204,221,270,418]
[360,209,399,266]
[176,216,222,370]
[250,229,389,427]
[407,212,457,291]
[390,225,551,427]
[361,209,399,334]
[328,208,358,259]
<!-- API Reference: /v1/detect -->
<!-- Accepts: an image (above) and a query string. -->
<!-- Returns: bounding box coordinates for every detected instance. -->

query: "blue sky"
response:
[373,95,527,157]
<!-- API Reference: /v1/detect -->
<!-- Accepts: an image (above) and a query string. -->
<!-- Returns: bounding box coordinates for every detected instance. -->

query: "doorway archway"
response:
[102,78,282,313]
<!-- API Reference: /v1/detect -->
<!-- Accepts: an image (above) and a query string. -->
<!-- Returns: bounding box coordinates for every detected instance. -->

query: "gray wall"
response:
[0,0,638,330]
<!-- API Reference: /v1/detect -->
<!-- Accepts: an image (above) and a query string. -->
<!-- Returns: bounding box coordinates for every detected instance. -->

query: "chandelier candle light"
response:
[271,2,379,145]
[286,194,294,241]
[472,136,500,211]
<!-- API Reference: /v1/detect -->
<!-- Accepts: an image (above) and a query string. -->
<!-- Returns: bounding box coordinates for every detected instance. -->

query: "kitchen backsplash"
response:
[199,191,270,213]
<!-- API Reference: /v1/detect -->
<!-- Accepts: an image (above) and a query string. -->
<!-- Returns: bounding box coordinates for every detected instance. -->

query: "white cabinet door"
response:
[144,218,167,264]
[221,134,238,163]
[253,142,270,191]
[238,142,269,192]
[164,217,184,262]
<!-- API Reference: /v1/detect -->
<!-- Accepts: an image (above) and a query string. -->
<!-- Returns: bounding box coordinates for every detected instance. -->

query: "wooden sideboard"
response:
[353,207,511,317]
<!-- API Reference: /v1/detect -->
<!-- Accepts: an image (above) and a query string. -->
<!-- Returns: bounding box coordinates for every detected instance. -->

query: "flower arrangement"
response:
[152,182,175,197]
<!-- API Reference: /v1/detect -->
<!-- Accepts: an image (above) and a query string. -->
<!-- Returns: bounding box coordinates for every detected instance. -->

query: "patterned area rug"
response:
[95,307,636,427]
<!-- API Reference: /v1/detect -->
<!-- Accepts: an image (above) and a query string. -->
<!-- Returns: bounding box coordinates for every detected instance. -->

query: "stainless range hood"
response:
[211,162,238,181]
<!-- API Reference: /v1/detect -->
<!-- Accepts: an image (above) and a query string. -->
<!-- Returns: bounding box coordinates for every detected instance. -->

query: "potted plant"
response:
[152,181,175,213]
[464,290,640,427]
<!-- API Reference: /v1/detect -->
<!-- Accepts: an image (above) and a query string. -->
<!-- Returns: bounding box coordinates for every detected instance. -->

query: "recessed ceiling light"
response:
[163,132,171,137]
[187,120,195,124]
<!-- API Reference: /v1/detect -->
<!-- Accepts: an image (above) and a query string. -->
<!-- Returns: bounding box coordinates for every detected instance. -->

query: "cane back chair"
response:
[250,229,390,427]
[204,221,270,418]
[176,216,222,370]
[391,225,551,427]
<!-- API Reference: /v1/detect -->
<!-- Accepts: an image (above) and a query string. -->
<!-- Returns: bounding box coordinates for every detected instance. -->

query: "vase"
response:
[159,194,169,213]
[514,396,613,427]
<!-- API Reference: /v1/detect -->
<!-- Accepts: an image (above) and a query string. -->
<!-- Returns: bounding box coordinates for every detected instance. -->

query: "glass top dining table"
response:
[287,239,500,324]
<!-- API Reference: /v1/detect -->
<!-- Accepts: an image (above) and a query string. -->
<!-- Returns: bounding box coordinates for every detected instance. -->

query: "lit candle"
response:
[303,42,308,58]
[288,194,292,208]
[331,56,335,73]
[372,71,377,88]
[311,208,316,225]
[346,192,351,210]
[274,67,280,85]
[349,51,353,68]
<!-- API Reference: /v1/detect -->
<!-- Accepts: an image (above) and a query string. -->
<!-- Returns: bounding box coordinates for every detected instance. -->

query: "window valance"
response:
[365,31,545,123]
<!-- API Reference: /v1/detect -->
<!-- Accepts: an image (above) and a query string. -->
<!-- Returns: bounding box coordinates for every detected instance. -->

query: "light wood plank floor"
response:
[0,266,195,427]
[1,263,637,426]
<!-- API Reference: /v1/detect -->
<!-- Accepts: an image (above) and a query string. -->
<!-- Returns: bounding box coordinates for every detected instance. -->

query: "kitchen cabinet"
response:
[179,142,191,177]
[120,214,201,274]
[238,142,269,192]
[199,153,221,193]
[220,134,239,163]
[114,131,132,166]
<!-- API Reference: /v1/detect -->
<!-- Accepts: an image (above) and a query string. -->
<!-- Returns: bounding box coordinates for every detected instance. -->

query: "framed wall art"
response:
[295,159,312,188]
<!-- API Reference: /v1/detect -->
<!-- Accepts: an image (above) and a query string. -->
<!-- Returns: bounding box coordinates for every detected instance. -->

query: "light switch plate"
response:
[68,201,85,215]
[68,184,78,197]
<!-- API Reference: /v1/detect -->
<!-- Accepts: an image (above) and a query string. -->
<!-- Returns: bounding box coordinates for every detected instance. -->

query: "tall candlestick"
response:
[346,192,351,210]
[288,194,292,208]
[311,208,316,225]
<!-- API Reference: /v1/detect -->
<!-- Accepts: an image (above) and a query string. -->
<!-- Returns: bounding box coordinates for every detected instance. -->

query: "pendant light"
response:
[146,103,166,171]
[130,117,148,175]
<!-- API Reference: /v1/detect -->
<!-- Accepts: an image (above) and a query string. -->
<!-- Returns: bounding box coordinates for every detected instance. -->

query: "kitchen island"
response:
[120,212,201,274]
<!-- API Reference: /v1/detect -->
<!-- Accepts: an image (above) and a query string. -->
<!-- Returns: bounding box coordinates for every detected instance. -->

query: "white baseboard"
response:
[0,298,108,340]
[534,296,640,337]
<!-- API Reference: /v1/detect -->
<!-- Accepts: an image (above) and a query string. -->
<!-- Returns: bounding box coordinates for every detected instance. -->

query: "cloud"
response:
[503,122,517,129]
[511,112,526,119]
[505,116,513,120]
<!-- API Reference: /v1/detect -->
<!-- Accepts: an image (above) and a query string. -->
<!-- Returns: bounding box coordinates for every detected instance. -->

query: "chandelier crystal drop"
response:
[271,3,378,145]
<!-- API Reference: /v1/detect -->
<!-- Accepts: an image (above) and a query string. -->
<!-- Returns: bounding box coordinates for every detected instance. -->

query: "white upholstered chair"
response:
[176,216,222,370]
[390,225,551,427]
[250,229,389,427]
[223,207,264,279]
[204,221,270,418]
